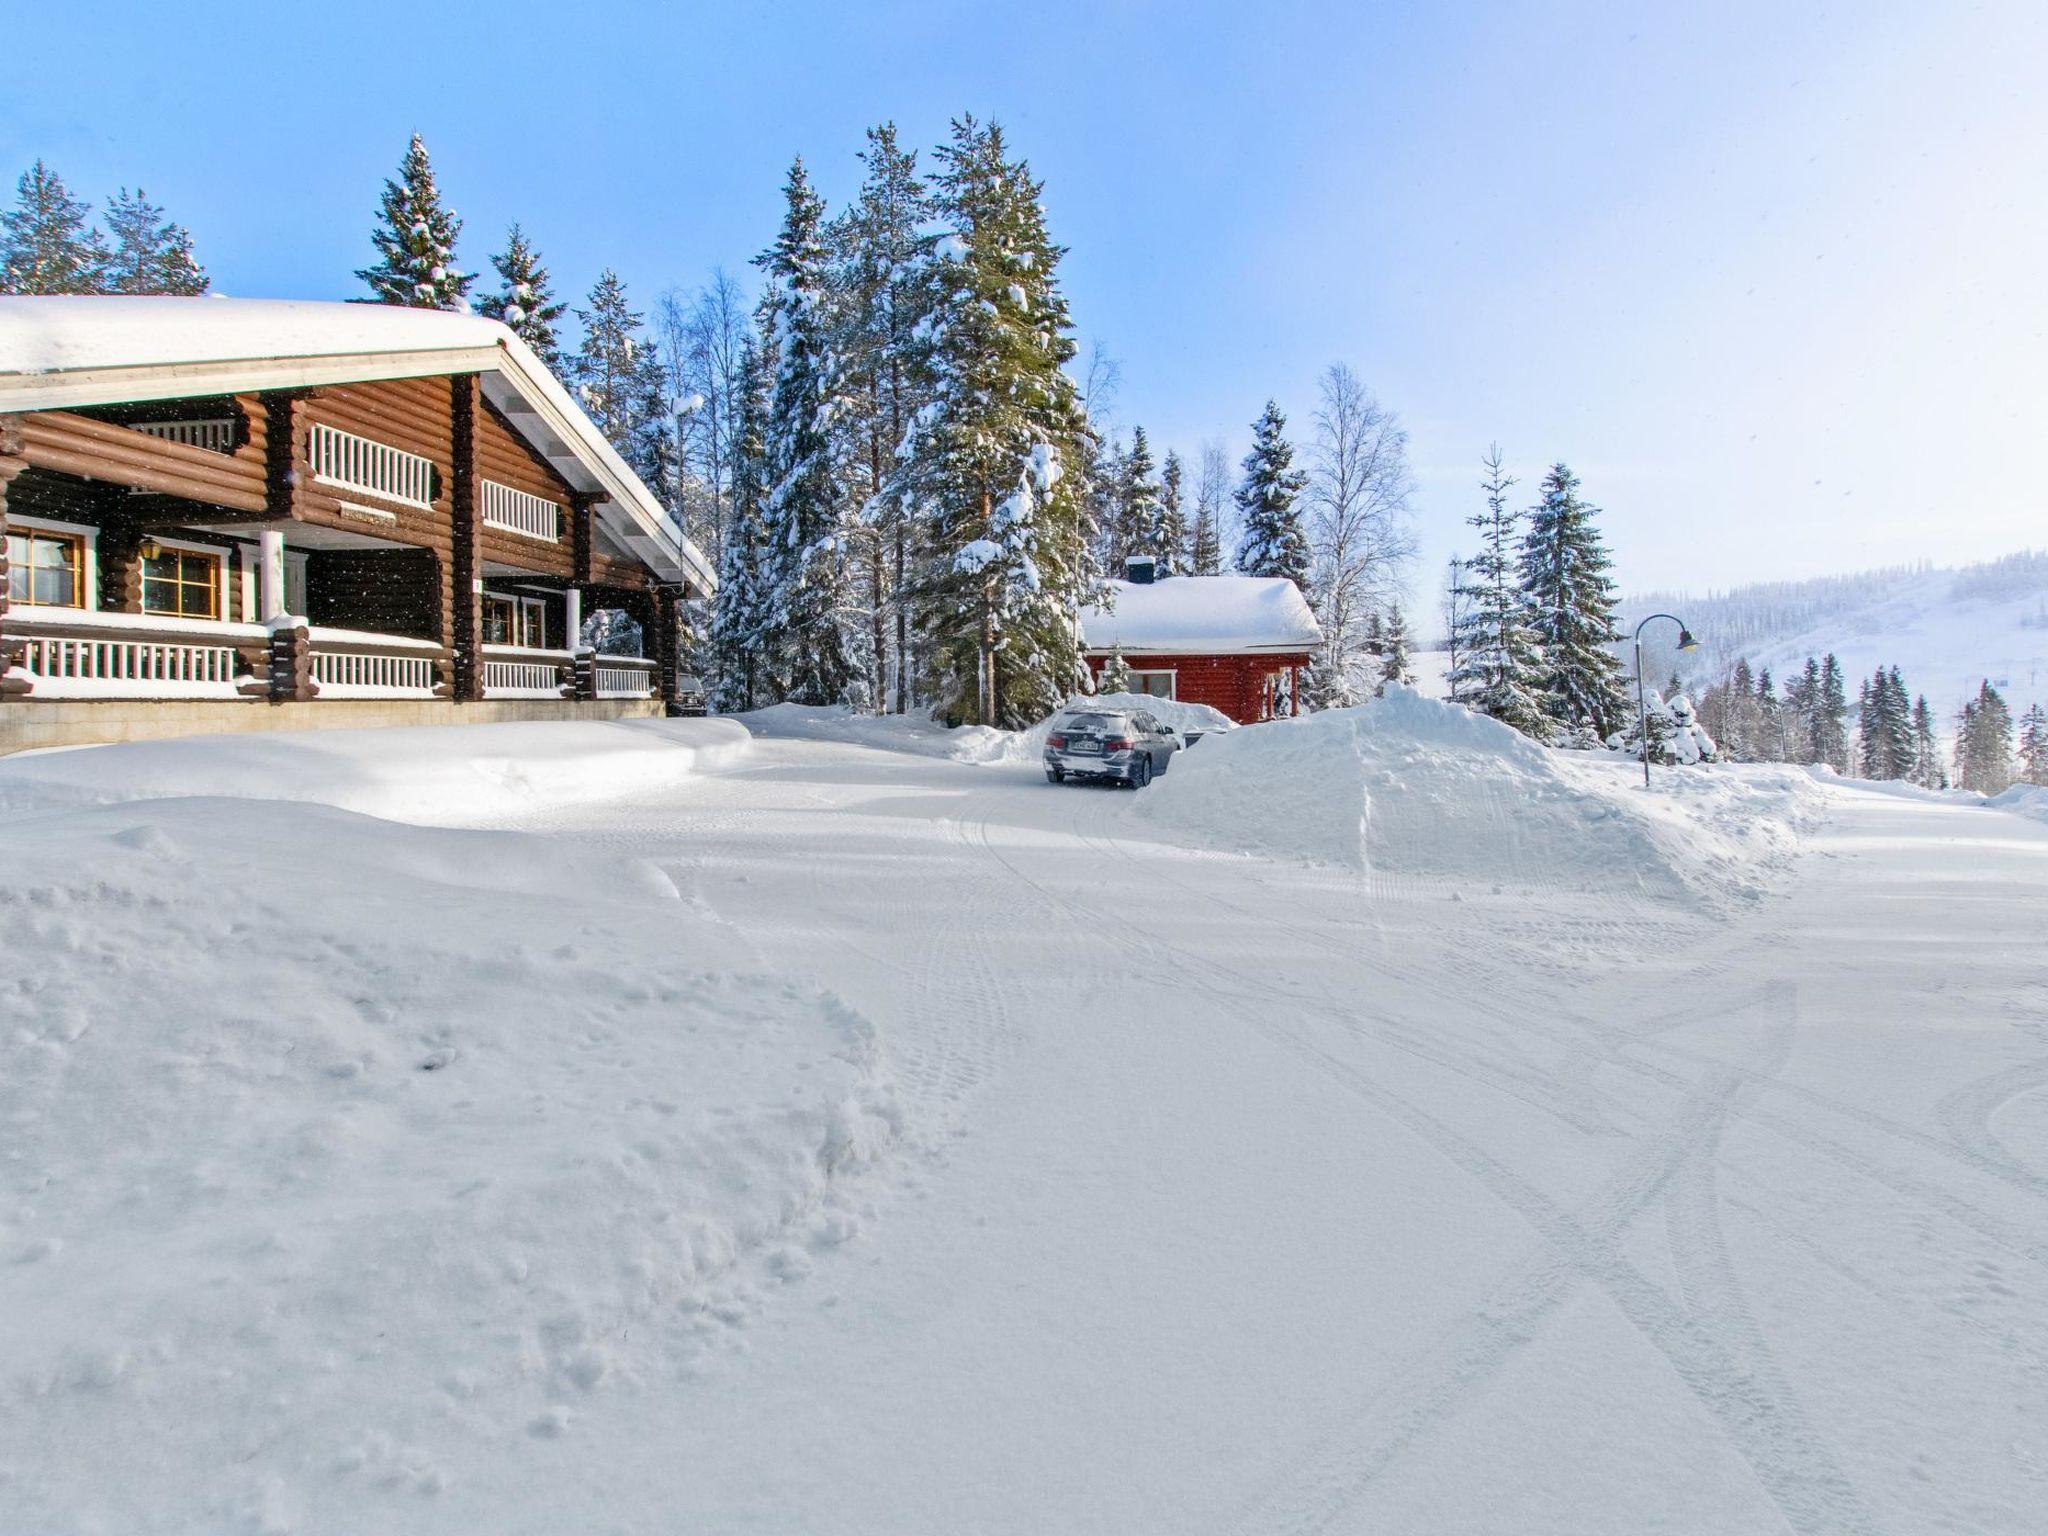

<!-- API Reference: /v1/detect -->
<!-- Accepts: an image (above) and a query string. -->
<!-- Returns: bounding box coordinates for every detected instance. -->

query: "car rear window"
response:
[1058,714,1123,732]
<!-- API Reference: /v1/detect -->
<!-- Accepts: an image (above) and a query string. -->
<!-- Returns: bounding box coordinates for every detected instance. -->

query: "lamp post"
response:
[1633,612,1700,788]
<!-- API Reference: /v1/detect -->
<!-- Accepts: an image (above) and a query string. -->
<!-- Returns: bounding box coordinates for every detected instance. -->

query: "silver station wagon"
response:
[1043,708,1181,788]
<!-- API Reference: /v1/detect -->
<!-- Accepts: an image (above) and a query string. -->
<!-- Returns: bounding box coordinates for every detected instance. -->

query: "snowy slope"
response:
[1630,549,2048,716]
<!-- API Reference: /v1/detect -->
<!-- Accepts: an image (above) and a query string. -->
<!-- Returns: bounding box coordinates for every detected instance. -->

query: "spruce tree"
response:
[1726,657,1759,760]
[710,337,776,713]
[0,161,106,294]
[1756,666,1785,762]
[832,122,937,713]
[100,187,206,295]
[355,134,472,310]
[1233,401,1310,589]
[1187,447,1225,576]
[754,156,862,707]
[568,270,663,459]
[1517,462,1630,738]
[1377,603,1413,694]
[1448,444,1548,738]
[2017,703,2048,786]
[1117,426,1165,567]
[1157,450,1189,576]
[475,224,566,369]
[1958,680,2016,793]
[1910,695,1942,788]
[909,116,1092,726]
[1812,654,1851,772]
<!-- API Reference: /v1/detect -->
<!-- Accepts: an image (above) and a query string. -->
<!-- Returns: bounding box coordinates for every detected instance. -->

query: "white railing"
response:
[7,609,262,699]
[306,628,443,699]
[593,655,658,699]
[307,422,435,509]
[135,418,237,453]
[482,645,571,700]
[481,479,562,542]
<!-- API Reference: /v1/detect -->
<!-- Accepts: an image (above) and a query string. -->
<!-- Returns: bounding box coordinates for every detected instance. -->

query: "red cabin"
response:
[1080,558,1322,724]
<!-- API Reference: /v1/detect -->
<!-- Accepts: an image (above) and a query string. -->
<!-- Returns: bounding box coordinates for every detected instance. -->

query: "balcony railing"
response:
[307,423,435,509]
[482,645,572,700]
[306,628,447,699]
[592,654,658,699]
[5,608,266,699]
[134,418,238,453]
[481,479,562,542]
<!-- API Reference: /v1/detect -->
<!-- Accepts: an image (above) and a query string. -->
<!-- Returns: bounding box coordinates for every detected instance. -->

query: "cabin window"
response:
[7,528,86,608]
[142,546,223,619]
[1127,669,1176,700]
[483,592,548,649]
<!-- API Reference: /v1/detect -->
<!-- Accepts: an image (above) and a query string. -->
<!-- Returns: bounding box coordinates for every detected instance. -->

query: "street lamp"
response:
[1633,612,1700,788]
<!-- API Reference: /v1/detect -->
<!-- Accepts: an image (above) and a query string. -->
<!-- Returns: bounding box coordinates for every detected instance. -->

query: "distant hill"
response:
[1628,551,2048,718]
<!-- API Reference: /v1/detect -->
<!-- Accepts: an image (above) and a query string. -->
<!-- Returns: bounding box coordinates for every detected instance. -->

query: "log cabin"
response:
[0,297,713,755]
[1079,557,1322,723]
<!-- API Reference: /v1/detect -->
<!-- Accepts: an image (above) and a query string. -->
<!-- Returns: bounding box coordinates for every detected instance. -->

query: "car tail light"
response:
[1103,737,1134,753]
[1048,733,1067,749]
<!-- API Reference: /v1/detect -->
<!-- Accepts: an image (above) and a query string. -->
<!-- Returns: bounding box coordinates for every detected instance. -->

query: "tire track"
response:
[957,790,1880,1535]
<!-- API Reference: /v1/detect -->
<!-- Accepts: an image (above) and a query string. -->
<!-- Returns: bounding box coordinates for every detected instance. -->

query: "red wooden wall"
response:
[1084,651,1312,724]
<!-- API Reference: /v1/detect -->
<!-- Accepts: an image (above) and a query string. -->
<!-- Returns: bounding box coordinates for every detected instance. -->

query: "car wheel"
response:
[1131,755,1153,789]
[1046,767,1064,784]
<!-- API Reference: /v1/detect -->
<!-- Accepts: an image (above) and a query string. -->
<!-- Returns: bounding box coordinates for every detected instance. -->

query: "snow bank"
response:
[0,717,750,826]
[1988,782,2048,826]
[737,702,1016,762]
[0,790,900,1531]
[1128,686,1822,903]
[737,692,1235,768]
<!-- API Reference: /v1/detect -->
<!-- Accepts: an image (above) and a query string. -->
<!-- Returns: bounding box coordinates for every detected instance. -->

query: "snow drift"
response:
[0,716,751,826]
[1128,686,1821,903]
[740,692,1236,768]
[1,779,898,1532]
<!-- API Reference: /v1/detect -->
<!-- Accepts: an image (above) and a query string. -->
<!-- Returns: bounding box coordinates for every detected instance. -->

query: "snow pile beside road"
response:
[739,692,1235,768]
[739,702,1015,762]
[1129,686,1821,903]
[0,790,900,1532]
[0,716,751,826]
[1989,783,2048,825]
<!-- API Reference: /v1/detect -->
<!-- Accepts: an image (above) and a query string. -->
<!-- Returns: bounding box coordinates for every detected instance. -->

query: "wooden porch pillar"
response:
[1291,665,1300,717]
[654,585,684,711]
[449,375,484,702]
[0,431,28,694]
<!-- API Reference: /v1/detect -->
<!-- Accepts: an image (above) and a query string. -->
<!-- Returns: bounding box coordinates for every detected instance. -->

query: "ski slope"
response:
[3,704,2046,1533]
[1630,550,2048,717]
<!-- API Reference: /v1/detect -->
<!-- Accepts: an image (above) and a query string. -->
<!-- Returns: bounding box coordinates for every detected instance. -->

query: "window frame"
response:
[7,524,89,610]
[1125,668,1178,701]
[140,539,227,621]
[482,590,549,650]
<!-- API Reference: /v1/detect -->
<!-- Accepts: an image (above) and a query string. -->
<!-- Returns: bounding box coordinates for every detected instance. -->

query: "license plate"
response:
[1068,739,1100,756]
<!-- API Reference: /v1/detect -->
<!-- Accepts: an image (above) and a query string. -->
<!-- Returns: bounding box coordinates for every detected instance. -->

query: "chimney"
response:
[1124,554,1157,585]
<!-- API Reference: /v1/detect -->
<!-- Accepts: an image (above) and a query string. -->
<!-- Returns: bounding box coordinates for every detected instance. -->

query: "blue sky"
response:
[10,0,2043,604]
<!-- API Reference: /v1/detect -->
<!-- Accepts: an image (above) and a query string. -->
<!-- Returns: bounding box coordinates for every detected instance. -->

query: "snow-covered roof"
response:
[1079,575,1322,655]
[0,297,713,595]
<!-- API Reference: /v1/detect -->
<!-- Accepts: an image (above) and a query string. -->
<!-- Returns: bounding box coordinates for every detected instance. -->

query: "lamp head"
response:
[1676,627,1700,652]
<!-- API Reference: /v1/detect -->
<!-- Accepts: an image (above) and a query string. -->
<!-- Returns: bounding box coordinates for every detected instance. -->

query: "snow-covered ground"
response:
[4,701,2047,1534]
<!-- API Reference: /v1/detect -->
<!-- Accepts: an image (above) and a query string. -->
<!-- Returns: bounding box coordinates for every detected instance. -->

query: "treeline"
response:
[339,130,1426,723]
[0,161,208,296]
[1695,657,2046,793]
[7,130,1439,724]
[1443,448,1638,745]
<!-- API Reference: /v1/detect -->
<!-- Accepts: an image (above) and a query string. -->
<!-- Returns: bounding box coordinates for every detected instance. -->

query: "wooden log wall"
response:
[448,375,483,701]
[14,402,267,511]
